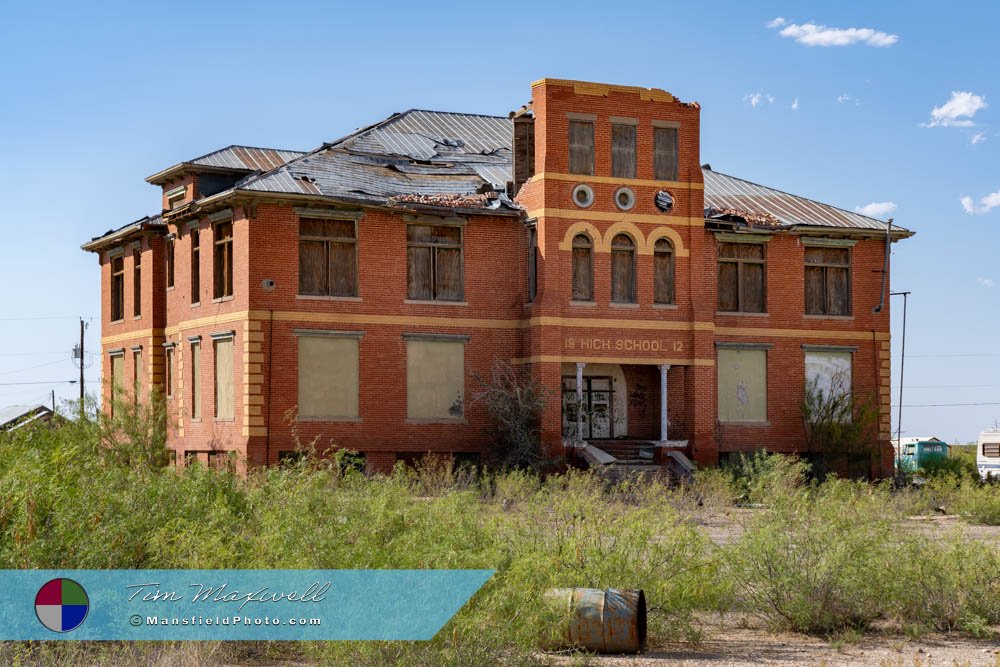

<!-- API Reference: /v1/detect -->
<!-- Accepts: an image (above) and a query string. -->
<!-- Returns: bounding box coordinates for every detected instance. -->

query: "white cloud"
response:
[977,277,995,288]
[961,189,1000,215]
[744,92,774,108]
[924,91,988,128]
[837,94,850,103]
[791,98,799,110]
[971,131,987,144]
[773,21,899,47]
[855,201,897,218]
[767,17,787,28]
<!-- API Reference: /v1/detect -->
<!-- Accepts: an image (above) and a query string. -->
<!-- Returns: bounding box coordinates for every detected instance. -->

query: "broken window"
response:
[611,234,636,303]
[297,333,360,419]
[406,224,463,301]
[718,241,766,313]
[213,336,234,420]
[717,346,767,422]
[527,224,538,302]
[805,350,852,400]
[653,127,679,181]
[568,120,594,175]
[166,237,175,289]
[298,218,358,297]
[406,337,466,420]
[190,228,201,305]
[611,124,637,179]
[110,255,124,321]
[213,221,233,300]
[654,238,675,304]
[571,233,593,301]
[132,248,141,318]
[190,341,201,420]
[805,246,851,316]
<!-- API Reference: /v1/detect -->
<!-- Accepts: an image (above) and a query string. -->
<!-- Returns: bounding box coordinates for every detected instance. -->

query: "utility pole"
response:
[890,291,910,474]
[79,318,85,412]
[51,390,55,413]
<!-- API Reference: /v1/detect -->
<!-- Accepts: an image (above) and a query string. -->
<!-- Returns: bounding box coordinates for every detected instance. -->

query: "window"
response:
[717,346,767,423]
[406,224,463,301]
[132,348,142,394]
[654,238,675,304]
[109,352,124,416]
[983,442,1000,458]
[190,228,201,304]
[133,248,141,318]
[614,187,636,211]
[166,237,175,289]
[110,255,124,321]
[208,451,233,472]
[611,234,636,303]
[213,221,233,300]
[611,124,637,178]
[718,241,766,313]
[190,341,202,420]
[298,218,358,297]
[805,349,852,400]
[406,336,466,420]
[297,332,360,419]
[166,186,186,210]
[527,225,537,302]
[568,120,594,175]
[805,246,851,315]
[571,234,593,301]
[572,183,594,208]
[213,336,234,420]
[653,127,679,181]
[165,346,174,398]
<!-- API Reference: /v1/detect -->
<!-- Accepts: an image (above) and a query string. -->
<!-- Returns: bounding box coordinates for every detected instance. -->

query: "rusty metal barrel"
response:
[544,588,646,654]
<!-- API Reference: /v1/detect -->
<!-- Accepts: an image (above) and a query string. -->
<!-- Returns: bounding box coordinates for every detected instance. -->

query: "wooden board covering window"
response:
[110,354,124,415]
[406,339,465,419]
[610,234,636,303]
[298,219,357,297]
[805,247,851,315]
[611,124,637,179]
[512,116,535,195]
[718,242,765,313]
[190,229,200,304]
[406,225,463,301]
[805,350,852,399]
[653,238,675,304]
[132,349,142,394]
[190,342,201,420]
[571,234,593,301]
[653,127,679,181]
[717,348,767,422]
[527,225,537,301]
[297,336,359,419]
[133,249,141,317]
[166,238,175,289]
[568,121,594,175]
[110,256,124,321]
[214,337,234,419]
[213,222,233,299]
[165,347,174,398]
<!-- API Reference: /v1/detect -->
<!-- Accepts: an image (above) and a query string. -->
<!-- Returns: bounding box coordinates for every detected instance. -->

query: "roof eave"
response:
[788,224,914,241]
[80,219,164,253]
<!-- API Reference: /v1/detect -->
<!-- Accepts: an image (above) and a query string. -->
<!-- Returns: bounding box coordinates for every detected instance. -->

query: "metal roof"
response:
[0,404,52,431]
[81,213,164,251]
[703,168,905,233]
[146,146,306,184]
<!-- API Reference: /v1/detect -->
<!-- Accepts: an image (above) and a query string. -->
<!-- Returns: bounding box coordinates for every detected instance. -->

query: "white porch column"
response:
[575,362,586,442]
[659,364,671,443]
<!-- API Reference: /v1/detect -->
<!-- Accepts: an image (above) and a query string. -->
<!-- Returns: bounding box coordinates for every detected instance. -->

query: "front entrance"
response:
[562,376,614,440]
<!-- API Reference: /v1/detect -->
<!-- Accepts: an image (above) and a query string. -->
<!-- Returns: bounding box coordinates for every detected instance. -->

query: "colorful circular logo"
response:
[35,578,89,633]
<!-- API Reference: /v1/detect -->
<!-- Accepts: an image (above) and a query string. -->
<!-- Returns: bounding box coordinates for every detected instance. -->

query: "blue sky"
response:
[0,1,997,442]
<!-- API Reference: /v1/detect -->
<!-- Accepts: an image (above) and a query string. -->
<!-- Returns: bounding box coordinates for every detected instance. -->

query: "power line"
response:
[891,353,1000,359]
[0,316,94,322]
[900,401,1000,408]
[0,359,71,376]
[0,380,78,387]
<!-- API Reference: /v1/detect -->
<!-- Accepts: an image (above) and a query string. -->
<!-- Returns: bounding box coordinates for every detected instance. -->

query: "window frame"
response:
[190,228,201,305]
[165,237,175,289]
[571,233,594,302]
[611,123,637,179]
[213,221,234,301]
[132,247,141,318]
[653,125,679,181]
[568,120,595,176]
[164,345,175,399]
[804,245,852,316]
[110,254,125,322]
[527,223,538,303]
[610,233,637,304]
[298,218,359,298]
[717,240,767,313]
[653,237,675,305]
[189,339,202,421]
[406,223,465,302]
[716,343,770,424]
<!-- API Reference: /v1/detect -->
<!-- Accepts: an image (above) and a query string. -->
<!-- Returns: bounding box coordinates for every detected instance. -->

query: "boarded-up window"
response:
[190,341,202,420]
[133,249,141,317]
[406,338,466,420]
[213,222,233,299]
[611,124,637,179]
[571,234,593,301]
[717,347,767,422]
[527,225,538,302]
[654,238,675,304]
[805,247,851,315]
[190,229,201,304]
[805,350,852,399]
[298,219,357,297]
[208,451,233,472]
[512,116,535,195]
[653,127,679,181]
[132,349,142,394]
[109,353,124,416]
[297,334,360,419]
[611,234,636,303]
[568,121,594,175]
[166,238,175,289]
[110,256,124,321]
[718,242,766,313]
[407,225,463,301]
[165,346,174,398]
[214,337,234,419]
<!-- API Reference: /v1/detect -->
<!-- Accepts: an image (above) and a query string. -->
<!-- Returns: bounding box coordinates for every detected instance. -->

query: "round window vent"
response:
[655,190,674,213]
[614,187,636,211]
[572,184,595,208]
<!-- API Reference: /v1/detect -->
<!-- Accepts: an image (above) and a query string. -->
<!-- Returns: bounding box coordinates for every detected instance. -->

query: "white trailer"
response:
[976,429,1000,480]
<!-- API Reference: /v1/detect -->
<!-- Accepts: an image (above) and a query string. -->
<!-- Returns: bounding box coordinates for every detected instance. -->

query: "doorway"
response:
[562,376,614,440]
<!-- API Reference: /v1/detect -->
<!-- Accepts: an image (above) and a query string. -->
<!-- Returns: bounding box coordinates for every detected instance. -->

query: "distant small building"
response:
[0,404,55,432]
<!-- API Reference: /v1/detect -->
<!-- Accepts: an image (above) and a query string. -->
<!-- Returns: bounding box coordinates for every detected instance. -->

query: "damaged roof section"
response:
[146,146,307,185]
[81,213,164,251]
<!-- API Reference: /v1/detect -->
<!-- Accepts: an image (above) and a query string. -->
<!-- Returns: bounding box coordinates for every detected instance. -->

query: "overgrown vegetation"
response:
[800,376,879,480]
[1,400,998,665]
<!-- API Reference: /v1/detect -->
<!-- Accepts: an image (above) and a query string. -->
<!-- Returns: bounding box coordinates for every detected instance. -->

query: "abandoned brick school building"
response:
[83,78,912,477]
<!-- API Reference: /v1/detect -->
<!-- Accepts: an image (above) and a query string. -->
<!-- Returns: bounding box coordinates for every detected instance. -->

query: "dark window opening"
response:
[166,238,175,289]
[191,229,201,304]
[213,222,233,299]
[718,242,766,313]
[110,256,124,321]
[527,225,538,302]
[132,249,141,317]
[805,246,851,315]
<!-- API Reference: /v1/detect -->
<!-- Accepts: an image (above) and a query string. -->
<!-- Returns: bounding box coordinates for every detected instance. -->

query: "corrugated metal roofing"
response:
[190,146,307,172]
[0,404,51,431]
